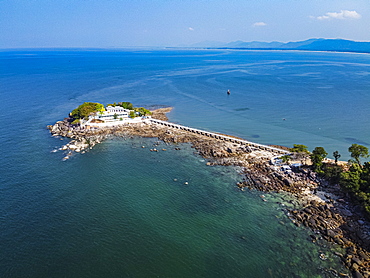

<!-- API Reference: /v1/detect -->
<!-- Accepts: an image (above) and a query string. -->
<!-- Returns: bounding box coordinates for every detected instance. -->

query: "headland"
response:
[48,105,370,277]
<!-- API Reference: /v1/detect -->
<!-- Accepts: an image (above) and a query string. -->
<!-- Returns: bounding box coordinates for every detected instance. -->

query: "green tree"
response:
[71,102,104,120]
[281,155,290,164]
[333,151,341,164]
[134,107,152,116]
[290,144,310,154]
[348,144,369,166]
[129,111,136,118]
[310,147,328,173]
[340,163,362,192]
[360,162,370,193]
[290,144,310,164]
[322,163,343,184]
[106,102,118,107]
[113,113,118,119]
[119,102,134,110]
[338,153,370,219]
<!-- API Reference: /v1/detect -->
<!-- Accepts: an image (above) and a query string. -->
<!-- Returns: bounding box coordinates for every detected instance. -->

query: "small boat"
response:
[227,89,230,95]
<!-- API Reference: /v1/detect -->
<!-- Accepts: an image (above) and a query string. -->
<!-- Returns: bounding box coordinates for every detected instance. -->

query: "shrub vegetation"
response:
[309,144,370,218]
[104,102,152,117]
[71,102,105,124]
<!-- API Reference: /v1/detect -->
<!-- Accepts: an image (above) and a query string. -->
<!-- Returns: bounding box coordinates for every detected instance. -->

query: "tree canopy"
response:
[119,102,134,110]
[129,111,136,118]
[310,147,328,172]
[71,102,104,120]
[349,144,369,165]
[134,107,152,116]
[281,155,291,164]
[340,162,370,215]
[71,101,152,121]
[333,151,341,164]
[106,102,135,110]
[290,144,310,154]
[311,144,370,218]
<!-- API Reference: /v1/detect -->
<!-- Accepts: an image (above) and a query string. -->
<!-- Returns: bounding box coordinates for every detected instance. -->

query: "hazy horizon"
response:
[1,0,369,49]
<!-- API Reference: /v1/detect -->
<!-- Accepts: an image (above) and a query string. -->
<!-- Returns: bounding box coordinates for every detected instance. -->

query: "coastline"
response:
[48,107,370,277]
[165,47,370,56]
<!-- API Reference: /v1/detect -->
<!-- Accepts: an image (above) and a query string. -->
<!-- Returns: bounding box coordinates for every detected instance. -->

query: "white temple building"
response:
[80,105,146,127]
[90,106,130,121]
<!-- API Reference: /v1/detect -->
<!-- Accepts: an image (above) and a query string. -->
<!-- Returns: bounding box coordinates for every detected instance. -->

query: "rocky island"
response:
[48,102,370,277]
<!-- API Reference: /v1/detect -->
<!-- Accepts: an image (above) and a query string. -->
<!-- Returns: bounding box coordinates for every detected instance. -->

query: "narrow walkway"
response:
[149,118,290,155]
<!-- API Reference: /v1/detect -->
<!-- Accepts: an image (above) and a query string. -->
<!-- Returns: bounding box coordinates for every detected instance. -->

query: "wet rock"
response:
[352,262,360,271]
[283,178,292,186]
[48,111,370,275]
[359,251,370,261]
[352,257,363,266]
[326,229,336,238]
[353,270,364,278]
[335,238,345,246]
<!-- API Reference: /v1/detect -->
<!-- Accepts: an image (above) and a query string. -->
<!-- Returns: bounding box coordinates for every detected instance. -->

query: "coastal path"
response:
[149,119,290,155]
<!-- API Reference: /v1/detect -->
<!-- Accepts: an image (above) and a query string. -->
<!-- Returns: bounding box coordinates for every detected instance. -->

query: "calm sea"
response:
[1,49,369,277]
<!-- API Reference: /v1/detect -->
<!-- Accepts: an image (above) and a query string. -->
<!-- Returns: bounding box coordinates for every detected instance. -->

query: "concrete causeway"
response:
[149,118,290,155]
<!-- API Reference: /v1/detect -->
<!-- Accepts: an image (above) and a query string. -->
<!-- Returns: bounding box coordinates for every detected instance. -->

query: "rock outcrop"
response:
[47,108,370,277]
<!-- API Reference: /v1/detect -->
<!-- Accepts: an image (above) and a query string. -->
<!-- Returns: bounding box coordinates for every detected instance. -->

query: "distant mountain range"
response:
[189,39,370,53]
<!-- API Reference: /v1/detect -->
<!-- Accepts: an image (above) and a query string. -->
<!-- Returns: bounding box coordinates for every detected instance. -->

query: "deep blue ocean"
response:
[1,49,370,277]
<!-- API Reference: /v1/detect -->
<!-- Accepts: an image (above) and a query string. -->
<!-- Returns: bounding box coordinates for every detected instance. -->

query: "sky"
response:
[0,0,369,48]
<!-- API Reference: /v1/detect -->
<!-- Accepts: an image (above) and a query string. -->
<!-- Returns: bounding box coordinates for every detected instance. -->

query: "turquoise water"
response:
[1,49,369,277]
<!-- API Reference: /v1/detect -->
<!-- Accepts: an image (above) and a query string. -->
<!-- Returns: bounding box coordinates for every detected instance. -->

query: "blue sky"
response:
[0,0,369,48]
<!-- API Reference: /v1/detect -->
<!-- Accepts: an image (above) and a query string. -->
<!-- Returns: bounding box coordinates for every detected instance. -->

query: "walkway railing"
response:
[149,118,289,155]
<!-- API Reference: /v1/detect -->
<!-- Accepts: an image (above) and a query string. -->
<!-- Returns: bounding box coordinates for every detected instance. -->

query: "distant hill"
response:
[226,40,284,48]
[191,39,370,54]
[292,39,370,53]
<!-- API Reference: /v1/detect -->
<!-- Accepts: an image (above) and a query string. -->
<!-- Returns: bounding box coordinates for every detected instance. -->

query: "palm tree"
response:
[333,151,341,164]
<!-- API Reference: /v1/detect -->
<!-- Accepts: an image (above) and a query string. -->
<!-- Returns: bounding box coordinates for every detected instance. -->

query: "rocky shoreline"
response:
[48,108,370,277]
[237,163,370,277]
